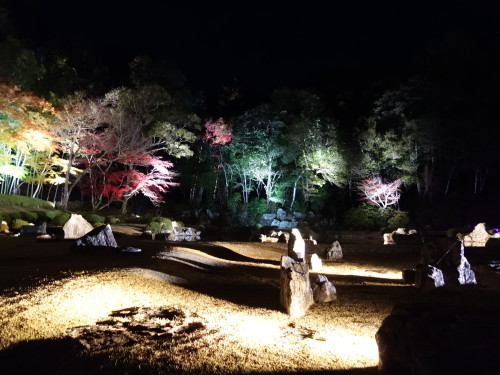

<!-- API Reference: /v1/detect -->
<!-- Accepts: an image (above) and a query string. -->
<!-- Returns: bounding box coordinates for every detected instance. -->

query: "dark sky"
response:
[3,0,500,93]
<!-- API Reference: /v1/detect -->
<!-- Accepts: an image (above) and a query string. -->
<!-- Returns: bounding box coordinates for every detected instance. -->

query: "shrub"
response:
[106,216,121,224]
[387,210,410,230]
[172,220,184,229]
[52,213,71,226]
[0,212,11,225]
[12,219,29,230]
[0,194,54,209]
[20,211,38,223]
[145,217,173,234]
[245,198,267,226]
[92,222,106,228]
[83,213,106,224]
[343,203,382,230]
[44,210,62,220]
[227,193,242,215]
[9,212,21,220]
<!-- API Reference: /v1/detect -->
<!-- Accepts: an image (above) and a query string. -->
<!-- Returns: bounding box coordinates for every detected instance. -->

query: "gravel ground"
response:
[0,230,498,374]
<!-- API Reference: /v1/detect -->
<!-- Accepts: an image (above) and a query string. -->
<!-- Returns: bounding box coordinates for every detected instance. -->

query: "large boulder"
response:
[279,256,314,318]
[63,214,94,239]
[74,224,118,248]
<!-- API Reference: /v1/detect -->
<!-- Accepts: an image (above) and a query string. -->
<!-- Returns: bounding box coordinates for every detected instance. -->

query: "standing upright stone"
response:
[415,264,445,289]
[279,256,314,318]
[307,253,323,272]
[288,228,305,261]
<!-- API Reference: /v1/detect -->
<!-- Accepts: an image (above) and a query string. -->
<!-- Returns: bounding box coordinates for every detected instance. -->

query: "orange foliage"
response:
[0,80,59,153]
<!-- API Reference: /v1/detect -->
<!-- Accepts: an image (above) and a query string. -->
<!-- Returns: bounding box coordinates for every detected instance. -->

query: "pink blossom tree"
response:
[357,176,402,209]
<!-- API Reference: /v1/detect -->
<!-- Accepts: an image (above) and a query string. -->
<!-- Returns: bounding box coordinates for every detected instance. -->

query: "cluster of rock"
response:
[167,227,201,242]
[416,237,476,290]
[383,228,420,245]
[259,230,289,243]
[461,222,499,247]
[73,224,141,253]
[261,208,311,229]
[279,228,338,317]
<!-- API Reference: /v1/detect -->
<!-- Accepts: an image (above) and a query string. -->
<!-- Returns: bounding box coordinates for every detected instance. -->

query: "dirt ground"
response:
[0,227,499,374]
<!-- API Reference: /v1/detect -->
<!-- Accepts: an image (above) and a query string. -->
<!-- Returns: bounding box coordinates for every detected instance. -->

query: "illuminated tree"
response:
[357,176,402,209]
[356,79,437,194]
[0,80,60,196]
[187,118,232,210]
[54,92,109,209]
[80,84,199,213]
[229,105,285,209]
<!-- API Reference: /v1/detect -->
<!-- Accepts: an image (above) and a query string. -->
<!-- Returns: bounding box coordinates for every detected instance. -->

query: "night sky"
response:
[4,0,499,95]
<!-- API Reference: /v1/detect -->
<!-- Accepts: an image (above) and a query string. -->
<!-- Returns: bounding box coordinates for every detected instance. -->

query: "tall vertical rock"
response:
[279,256,314,318]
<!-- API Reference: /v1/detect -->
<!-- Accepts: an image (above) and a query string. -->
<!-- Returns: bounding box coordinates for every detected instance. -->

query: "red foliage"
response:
[202,118,232,146]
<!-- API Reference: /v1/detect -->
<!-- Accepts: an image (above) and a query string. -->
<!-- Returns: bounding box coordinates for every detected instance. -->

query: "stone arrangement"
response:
[279,228,338,317]
[462,222,495,247]
[417,237,476,290]
[74,224,141,253]
[167,227,201,241]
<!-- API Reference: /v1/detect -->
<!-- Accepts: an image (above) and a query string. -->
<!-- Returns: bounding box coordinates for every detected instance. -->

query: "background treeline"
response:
[1,6,500,231]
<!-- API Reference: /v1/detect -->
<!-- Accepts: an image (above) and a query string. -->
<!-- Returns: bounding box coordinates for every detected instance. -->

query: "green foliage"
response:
[44,210,62,220]
[92,222,106,228]
[106,216,121,224]
[343,203,410,231]
[0,212,11,224]
[83,213,106,224]
[172,220,184,229]
[247,198,267,216]
[20,211,38,223]
[0,194,54,210]
[145,217,173,234]
[0,37,46,90]
[9,212,21,220]
[386,210,410,230]
[52,213,70,226]
[227,193,242,214]
[12,218,29,229]
[343,203,383,230]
